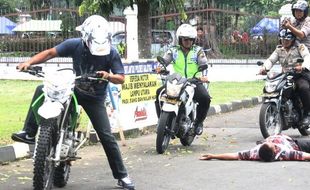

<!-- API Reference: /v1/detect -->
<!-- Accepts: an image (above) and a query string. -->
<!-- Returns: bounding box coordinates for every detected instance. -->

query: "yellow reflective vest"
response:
[171,45,202,78]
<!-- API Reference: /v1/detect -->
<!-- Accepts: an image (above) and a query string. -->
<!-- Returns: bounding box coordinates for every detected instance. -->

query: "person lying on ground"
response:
[199,134,310,162]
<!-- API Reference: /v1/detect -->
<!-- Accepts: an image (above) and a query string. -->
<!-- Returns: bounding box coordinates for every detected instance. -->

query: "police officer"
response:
[282,0,310,49]
[117,40,126,58]
[155,24,211,135]
[259,29,310,125]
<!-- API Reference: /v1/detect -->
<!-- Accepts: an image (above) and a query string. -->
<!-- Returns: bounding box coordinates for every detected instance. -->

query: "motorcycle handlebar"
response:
[188,78,205,84]
[17,66,107,82]
[152,69,170,75]
[16,65,44,77]
[76,73,108,82]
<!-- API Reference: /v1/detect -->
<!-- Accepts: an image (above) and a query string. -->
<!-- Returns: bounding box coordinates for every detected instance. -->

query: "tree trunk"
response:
[137,1,151,59]
[205,0,222,58]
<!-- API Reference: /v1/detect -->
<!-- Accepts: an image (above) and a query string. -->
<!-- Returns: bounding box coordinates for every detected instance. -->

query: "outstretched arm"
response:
[282,19,306,40]
[17,48,58,71]
[199,153,239,160]
[302,152,310,160]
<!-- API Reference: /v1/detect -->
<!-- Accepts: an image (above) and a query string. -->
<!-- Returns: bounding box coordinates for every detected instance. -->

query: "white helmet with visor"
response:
[292,0,309,19]
[176,24,197,41]
[76,15,111,56]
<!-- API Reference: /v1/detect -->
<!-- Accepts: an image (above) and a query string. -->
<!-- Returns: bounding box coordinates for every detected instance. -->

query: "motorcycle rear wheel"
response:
[156,112,174,154]
[259,103,282,138]
[53,162,71,187]
[33,122,56,190]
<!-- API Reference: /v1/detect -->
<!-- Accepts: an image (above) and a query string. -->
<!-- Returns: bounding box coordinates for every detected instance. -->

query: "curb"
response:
[0,96,263,164]
[0,143,34,164]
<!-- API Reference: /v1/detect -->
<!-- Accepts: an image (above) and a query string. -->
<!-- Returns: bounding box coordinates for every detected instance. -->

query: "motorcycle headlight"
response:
[166,79,183,98]
[44,82,68,100]
[265,80,278,93]
[43,70,75,100]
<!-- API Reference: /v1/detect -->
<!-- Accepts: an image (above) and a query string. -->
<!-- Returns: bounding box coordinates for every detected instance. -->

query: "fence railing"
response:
[149,4,280,59]
[1,5,280,61]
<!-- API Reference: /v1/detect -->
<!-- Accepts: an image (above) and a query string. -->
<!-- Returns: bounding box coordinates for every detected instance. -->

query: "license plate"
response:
[263,92,279,98]
[160,97,180,105]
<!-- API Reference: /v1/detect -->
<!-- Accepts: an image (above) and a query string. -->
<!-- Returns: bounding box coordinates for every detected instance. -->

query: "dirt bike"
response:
[155,56,209,154]
[21,66,107,190]
[257,60,310,138]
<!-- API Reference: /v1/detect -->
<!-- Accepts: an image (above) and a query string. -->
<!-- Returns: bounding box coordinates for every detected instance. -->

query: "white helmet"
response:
[76,15,111,56]
[176,24,197,41]
[292,0,309,19]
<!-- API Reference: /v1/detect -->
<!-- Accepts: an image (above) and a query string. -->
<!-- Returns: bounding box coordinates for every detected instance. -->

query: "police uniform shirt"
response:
[163,45,207,65]
[263,44,310,71]
[292,17,310,49]
[163,45,208,76]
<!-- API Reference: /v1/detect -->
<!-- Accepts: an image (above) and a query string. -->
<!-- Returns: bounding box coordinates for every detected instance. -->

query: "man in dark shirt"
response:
[11,15,134,190]
[195,26,209,50]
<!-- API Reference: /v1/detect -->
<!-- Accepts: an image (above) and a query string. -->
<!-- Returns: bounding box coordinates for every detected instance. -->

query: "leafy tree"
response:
[190,0,289,57]
[0,0,15,13]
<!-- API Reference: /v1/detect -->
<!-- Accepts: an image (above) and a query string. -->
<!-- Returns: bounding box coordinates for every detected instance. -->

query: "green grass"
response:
[0,80,264,146]
[209,81,264,105]
[0,80,41,145]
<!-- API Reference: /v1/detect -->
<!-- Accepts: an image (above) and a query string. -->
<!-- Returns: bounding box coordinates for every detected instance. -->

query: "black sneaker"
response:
[117,176,135,190]
[194,122,203,135]
[11,131,35,144]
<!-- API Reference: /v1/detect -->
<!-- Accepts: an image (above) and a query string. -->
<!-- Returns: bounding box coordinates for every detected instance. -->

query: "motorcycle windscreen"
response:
[165,73,187,98]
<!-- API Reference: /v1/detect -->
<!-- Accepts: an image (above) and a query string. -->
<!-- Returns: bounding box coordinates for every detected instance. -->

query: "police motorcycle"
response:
[20,66,106,190]
[155,56,209,154]
[257,60,310,138]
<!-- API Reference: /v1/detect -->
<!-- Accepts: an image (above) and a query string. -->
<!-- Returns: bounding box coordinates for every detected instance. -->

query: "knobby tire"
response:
[53,162,71,187]
[33,123,55,190]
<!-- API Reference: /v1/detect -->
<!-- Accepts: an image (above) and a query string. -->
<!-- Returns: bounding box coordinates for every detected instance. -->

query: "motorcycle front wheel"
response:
[259,103,283,138]
[156,112,175,154]
[53,161,71,187]
[33,121,56,190]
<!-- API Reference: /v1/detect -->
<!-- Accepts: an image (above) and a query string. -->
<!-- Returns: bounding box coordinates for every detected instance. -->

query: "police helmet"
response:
[292,0,309,19]
[279,29,296,41]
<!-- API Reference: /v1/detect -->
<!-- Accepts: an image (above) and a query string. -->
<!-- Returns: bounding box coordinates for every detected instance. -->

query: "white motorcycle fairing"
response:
[183,85,195,116]
[38,100,64,119]
[162,102,179,115]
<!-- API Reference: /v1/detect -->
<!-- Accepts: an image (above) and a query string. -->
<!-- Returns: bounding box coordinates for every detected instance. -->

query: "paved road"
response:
[1,105,310,190]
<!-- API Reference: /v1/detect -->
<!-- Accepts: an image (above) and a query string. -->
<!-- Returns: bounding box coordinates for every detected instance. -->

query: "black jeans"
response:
[296,139,310,153]
[23,85,128,179]
[295,77,310,113]
[155,82,211,124]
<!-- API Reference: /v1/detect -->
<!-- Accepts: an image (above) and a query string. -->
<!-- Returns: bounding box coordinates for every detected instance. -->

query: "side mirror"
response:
[297,58,304,63]
[257,61,264,66]
[198,64,208,72]
[156,56,168,66]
